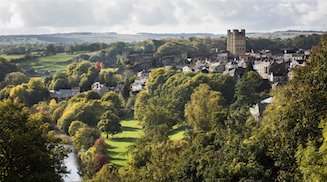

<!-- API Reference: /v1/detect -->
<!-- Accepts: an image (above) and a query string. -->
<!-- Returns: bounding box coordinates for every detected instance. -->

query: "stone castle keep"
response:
[227,29,246,57]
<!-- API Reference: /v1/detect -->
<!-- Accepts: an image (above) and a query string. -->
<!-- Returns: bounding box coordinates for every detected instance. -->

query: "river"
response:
[63,145,82,182]
[52,128,82,182]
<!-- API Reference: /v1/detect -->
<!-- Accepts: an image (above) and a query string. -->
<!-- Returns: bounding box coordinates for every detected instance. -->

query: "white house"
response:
[182,66,190,72]
[132,83,143,92]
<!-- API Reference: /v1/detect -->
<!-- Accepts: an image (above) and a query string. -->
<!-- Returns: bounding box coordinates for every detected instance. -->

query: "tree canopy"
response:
[0,99,70,181]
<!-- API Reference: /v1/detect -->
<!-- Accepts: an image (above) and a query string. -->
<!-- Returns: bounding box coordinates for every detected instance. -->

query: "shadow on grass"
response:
[169,125,189,135]
[111,137,137,143]
[106,144,117,150]
[107,150,120,156]
[110,157,127,162]
[122,126,140,132]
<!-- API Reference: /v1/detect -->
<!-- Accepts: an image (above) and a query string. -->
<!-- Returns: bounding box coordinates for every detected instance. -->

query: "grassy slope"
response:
[102,120,143,168]
[17,53,77,71]
[0,53,77,71]
[102,119,188,168]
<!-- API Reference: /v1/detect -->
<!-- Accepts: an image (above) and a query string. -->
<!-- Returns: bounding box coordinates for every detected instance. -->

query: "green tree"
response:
[0,99,70,181]
[264,34,327,180]
[232,71,270,109]
[86,90,101,100]
[68,120,88,136]
[72,127,100,150]
[46,43,57,55]
[185,84,225,132]
[97,111,121,138]
[4,72,29,85]
[121,78,130,106]
[87,163,121,182]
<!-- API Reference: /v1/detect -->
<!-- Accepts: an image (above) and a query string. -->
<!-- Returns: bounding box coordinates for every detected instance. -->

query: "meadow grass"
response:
[9,53,77,71]
[102,119,143,168]
[0,52,43,60]
[102,119,189,168]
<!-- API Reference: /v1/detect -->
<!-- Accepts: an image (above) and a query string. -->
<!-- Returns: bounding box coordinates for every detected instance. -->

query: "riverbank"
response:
[51,126,73,145]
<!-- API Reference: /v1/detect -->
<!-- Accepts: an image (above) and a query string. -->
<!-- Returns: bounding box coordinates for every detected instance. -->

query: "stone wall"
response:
[227,29,246,58]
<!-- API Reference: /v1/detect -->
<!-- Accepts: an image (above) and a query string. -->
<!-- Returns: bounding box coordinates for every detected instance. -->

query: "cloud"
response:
[0,0,326,35]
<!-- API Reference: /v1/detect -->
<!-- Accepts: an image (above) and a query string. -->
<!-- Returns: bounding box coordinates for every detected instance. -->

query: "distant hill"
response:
[247,30,325,39]
[0,31,325,45]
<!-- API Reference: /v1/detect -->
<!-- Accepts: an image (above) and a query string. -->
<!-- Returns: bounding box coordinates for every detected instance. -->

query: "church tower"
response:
[227,29,246,58]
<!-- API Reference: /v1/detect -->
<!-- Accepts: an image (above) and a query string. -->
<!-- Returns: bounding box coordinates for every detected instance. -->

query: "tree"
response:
[93,152,109,173]
[185,84,225,132]
[0,99,70,181]
[4,72,29,85]
[95,61,104,71]
[97,111,121,138]
[94,138,107,154]
[52,107,63,122]
[46,44,57,55]
[68,120,87,136]
[121,78,130,106]
[264,34,327,180]
[72,127,100,150]
[88,163,121,182]
[232,71,270,110]
[9,84,25,102]
[86,90,101,100]
[101,91,123,114]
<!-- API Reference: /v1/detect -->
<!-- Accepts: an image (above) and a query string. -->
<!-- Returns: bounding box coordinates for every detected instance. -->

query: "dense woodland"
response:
[1,34,327,181]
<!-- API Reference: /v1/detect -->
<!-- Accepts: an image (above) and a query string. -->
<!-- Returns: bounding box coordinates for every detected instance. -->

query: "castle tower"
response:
[227,29,246,58]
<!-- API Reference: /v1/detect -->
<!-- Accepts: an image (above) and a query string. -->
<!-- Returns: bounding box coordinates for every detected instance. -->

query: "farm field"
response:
[10,53,77,71]
[102,119,188,168]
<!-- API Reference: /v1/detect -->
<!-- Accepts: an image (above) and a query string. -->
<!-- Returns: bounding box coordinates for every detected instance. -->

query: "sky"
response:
[0,0,326,35]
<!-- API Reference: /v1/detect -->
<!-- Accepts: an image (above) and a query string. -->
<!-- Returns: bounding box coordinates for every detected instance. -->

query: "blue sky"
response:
[0,0,326,35]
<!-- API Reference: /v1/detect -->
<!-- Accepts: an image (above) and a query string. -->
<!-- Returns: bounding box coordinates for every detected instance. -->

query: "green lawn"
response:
[102,120,189,168]
[102,120,143,168]
[11,53,76,71]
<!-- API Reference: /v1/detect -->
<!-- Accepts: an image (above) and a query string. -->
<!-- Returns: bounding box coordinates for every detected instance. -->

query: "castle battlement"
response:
[227,29,246,58]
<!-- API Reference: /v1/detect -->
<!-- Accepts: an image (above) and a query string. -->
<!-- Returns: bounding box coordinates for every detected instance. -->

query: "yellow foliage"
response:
[49,99,57,107]
[185,84,224,132]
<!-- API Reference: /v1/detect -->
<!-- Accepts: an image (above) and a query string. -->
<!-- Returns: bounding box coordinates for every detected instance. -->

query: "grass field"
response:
[0,53,77,71]
[16,53,77,71]
[102,119,188,168]
[0,52,43,60]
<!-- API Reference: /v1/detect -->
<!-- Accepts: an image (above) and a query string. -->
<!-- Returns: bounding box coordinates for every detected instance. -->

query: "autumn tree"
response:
[93,152,109,173]
[94,138,107,154]
[185,84,225,132]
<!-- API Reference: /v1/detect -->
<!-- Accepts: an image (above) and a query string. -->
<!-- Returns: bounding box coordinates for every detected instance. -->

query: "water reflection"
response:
[63,145,81,182]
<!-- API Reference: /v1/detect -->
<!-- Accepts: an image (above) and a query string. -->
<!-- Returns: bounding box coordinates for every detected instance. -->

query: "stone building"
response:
[91,82,109,97]
[227,29,246,58]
